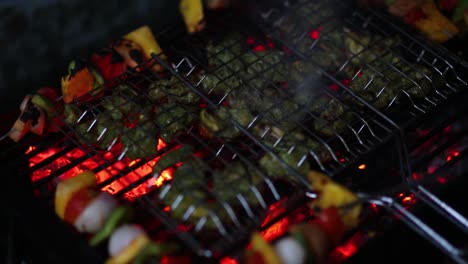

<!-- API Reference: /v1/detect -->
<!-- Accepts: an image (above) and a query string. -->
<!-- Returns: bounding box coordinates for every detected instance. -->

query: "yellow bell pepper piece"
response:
[55,171,97,220]
[179,0,206,33]
[124,26,165,59]
[307,171,361,230]
[124,26,166,72]
[250,233,282,264]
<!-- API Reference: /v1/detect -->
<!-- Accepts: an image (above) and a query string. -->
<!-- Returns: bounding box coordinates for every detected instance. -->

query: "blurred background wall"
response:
[0,0,179,113]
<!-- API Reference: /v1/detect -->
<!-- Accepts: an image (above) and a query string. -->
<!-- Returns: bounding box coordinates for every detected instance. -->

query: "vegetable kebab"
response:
[6,25,164,143]
[246,171,361,264]
[55,171,175,264]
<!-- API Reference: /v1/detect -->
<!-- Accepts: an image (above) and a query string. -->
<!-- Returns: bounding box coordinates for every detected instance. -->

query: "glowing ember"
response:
[400,193,416,207]
[252,45,267,52]
[308,27,323,40]
[220,257,238,264]
[427,165,437,174]
[436,176,447,184]
[329,83,340,91]
[309,30,320,40]
[25,145,36,154]
[266,40,275,49]
[330,232,366,262]
[334,240,358,258]
[357,164,366,170]
[66,148,86,159]
[259,202,314,243]
[157,138,167,150]
[152,167,175,187]
[161,255,192,264]
[29,147,63,168]
[28,137,174,201]
[246,37,256,45]
[128,159,140,167]
[446,150,460,162]
[412,172,422,181]
[261,217,289,242]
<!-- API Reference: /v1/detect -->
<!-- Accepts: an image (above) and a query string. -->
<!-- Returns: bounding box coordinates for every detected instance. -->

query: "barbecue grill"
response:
[2,0,468,263]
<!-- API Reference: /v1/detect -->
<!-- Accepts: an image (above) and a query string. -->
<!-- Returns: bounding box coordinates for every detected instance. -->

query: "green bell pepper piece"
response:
[89,205,133,246]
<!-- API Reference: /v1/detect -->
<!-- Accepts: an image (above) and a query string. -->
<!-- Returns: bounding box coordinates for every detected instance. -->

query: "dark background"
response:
[0,0,180,115]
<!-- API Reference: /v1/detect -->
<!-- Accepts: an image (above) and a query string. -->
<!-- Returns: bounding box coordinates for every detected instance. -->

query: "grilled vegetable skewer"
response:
[5,25,165,144]
[247,170,361,264]
[7,87,60,142]
[180,0,206,33]
[55,171,119,234]
[55,171,175,263]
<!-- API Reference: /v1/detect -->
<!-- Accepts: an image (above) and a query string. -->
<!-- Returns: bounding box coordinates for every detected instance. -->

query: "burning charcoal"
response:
[121,121,159,160]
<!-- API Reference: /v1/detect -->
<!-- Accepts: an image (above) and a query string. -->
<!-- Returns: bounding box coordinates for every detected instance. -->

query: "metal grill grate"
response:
[259,0,468,124]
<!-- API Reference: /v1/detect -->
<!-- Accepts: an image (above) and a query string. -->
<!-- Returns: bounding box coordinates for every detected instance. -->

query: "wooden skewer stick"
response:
[0,129,16,142]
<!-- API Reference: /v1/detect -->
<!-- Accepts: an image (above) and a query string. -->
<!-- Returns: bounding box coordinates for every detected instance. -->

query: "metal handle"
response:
[368,195,468,264]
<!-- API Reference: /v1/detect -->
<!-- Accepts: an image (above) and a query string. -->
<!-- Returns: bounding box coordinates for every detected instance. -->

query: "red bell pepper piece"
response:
[90,48,127,85]
[405,7,428,25]
[313,206,346,246]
